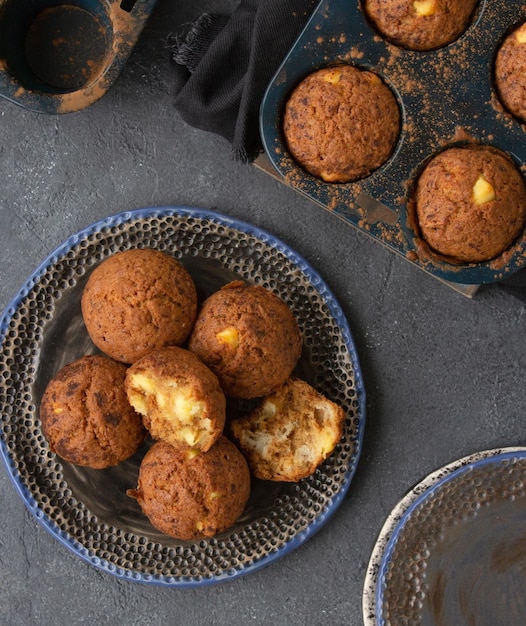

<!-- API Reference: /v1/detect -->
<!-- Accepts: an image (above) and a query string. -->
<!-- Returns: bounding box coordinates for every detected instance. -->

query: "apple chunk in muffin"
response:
[125,346,226,453]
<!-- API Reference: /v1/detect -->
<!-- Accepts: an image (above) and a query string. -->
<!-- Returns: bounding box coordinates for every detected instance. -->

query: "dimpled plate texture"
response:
[0,206,365,587]
[363,448,526,625]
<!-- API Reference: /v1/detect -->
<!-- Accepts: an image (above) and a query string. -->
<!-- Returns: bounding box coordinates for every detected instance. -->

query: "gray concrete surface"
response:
[1,1,525,625]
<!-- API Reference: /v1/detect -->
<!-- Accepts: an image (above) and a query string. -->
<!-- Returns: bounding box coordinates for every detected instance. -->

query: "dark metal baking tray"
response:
[260,0,526,285]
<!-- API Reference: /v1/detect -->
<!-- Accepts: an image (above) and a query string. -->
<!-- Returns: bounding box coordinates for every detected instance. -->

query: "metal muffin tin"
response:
[0,0,158,114]
[260,0,526,285]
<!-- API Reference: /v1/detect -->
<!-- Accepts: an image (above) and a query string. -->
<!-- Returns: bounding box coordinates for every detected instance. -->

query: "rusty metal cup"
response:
[0,0,157,113]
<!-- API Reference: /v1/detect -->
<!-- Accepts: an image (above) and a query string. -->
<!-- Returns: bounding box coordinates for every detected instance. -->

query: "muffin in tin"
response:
[495,21,526,124]
[282,64,400,183]
[188,281,302,399]
[413,144,526,263]
[363,0,479,51]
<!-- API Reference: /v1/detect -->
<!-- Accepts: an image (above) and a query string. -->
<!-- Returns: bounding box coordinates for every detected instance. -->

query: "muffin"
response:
[283,65,400,182]
[81,248,197,364]
[40,355,146,469]
[128,437,251,540]
[414,144,526,263]
[495,22,526,123]
[364,0,478,51]
[125,346,226,453]
[188,281,302,399]
[230,377,345,482]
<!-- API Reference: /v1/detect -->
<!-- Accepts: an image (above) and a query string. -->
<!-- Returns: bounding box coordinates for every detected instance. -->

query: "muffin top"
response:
[414,145,526,263]
[364,0,478,51]
[495,22,526,123]
[81,248,197,363]
[283,65,400,183]
[128,437,251,540]
[40,354,146,469]
[188,281,302,399]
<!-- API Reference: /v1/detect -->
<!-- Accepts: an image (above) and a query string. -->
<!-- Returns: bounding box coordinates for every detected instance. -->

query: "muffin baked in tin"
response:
[494,21,526,124]
[282,64,400,183]
[413,144,526,263]
[363,0,479,51]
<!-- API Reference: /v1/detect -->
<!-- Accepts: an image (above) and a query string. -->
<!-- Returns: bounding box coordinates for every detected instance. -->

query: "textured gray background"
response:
[1,1,526,625]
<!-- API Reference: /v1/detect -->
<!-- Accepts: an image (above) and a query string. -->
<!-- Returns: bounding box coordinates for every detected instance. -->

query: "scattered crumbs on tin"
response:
[264,0,526,282]
[452,127,475,142]
[326,194,339,211]
[275,68,288,87]
[348,47,365,60]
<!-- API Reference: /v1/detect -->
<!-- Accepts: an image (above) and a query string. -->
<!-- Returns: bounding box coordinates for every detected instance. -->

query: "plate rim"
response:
[362,446,526,625]
[0,205,366,587]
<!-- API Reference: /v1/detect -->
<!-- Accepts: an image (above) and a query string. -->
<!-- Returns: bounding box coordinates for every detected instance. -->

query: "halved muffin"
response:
[125,346,226,453]
[231,377,345,482]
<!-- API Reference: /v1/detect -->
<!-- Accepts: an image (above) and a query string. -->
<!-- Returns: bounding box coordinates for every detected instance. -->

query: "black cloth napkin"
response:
[169,0,318,162]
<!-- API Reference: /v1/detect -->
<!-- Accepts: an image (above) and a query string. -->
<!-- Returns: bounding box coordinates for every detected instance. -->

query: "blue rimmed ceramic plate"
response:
[364,447,526,625]
[0,206,365,586]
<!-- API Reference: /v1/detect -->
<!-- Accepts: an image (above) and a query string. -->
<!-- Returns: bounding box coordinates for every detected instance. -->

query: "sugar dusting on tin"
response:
[269,0,526,281]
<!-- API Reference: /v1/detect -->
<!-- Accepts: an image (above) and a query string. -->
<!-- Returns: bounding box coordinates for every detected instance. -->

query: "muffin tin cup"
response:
[260,0,526,285]
[0,0,158,114]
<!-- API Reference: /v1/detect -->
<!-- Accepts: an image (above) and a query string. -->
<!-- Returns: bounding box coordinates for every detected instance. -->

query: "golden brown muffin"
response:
[188,281,302,399]
[81,248,197,364]
[128,437,251,540]
[125,346,226,453]
[283,65,400,183]
[230,377,345,482]
[364,0,478,51]
[495,22,526,123]
[414,145,526,263]
[40,355,146,469]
